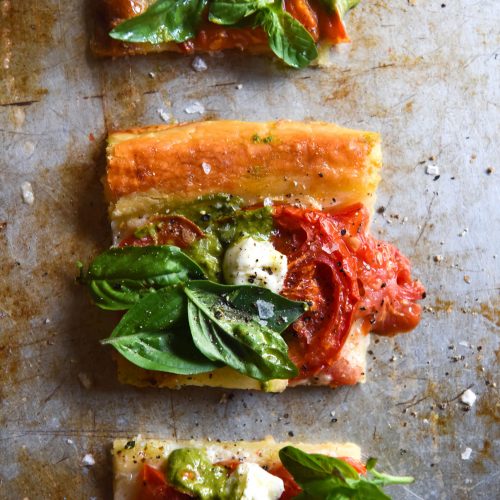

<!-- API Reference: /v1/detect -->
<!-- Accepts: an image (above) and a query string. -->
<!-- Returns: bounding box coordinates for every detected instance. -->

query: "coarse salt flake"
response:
[82,454,95,466]
[426,164,440,176]
[461,447,472,460]
[192,56,208,72]
[184,101,205,114]
[201,162,211,174]
[256,300,275,320]
[21,182,34,205]
[157,108,170,122]
[460,389,477,407]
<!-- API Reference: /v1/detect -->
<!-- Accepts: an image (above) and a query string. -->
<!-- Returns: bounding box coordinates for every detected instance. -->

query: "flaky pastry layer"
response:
[106,120,381,227]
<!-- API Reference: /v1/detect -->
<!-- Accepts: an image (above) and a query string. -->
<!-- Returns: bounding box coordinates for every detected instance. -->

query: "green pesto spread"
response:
[166,448,227,499]
[170,194,274,281]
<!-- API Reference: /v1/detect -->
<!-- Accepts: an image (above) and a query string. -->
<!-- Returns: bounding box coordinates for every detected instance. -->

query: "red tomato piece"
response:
[317,4,350,44]
[273,204,424,382]
[137,464,191,500]
[285,0,320,42]
[327,204,425,335]
[119,215,204,249]
[338,456,367,475]
[273,206,360,380]
[268,464,302,500]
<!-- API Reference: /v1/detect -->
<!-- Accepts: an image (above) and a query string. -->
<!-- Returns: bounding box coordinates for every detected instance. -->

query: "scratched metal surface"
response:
[1,0,499,498]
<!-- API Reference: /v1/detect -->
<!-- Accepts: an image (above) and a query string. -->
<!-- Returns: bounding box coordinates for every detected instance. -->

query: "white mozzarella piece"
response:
[223,237,288,294]
[226,462,284,500]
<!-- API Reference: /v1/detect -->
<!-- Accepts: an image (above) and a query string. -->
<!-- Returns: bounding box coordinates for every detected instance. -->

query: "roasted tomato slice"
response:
[119,215,204,249]
[285,0,320,41]
[317,4,349,43]
[327,204,425,335]
[273,204,424,382]
[137,464,190,500]
[273,206,359,380]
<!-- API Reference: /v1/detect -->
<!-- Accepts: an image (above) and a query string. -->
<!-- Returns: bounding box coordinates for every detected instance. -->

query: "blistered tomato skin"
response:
[273,206,359,381]
[330,204,425,335]
[273,204,424,382]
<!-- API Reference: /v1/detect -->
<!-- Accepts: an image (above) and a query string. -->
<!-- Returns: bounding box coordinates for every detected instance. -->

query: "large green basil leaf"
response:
[85,246,204,310]
[258,5,318,68]
[185,281,304,381]
[340,481,391,500]
[187,300,296,381]
[209,0,273,25]
[109,285,186,337]
[188,302,243,365]
[319,0,360,17]
[279,446,414,500]
[185,281,307,333]
[109,0,208,44]
[102,287,218,374]
[103,331,218,374]
[279,446,360,485]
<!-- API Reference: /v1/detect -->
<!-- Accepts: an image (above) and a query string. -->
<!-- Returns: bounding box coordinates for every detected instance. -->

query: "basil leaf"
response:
[102,287,218,374]
[109,285,186,337]
[185,280,306,333]
[188,301,245,365]
[279,447,414,500]
[212,283,307,332]
[85,246,204,310]
[109,0,208,44]
[257,5,318,68]
[189,301,285,380]
[342,480,390,500]
[279,446,360,485]
[103,331,217,374]
[185,281,302,381]
[319,0,360,17]
[209,0,273,25]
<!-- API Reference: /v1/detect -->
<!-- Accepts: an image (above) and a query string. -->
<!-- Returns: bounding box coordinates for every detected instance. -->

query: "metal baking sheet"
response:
[1,0,498,498]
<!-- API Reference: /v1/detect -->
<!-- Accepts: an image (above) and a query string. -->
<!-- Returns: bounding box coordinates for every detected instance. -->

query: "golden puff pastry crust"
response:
[106,120,381,227]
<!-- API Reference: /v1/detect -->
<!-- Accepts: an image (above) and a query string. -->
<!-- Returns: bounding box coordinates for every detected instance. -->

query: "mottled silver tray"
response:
[0,0,498,498]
